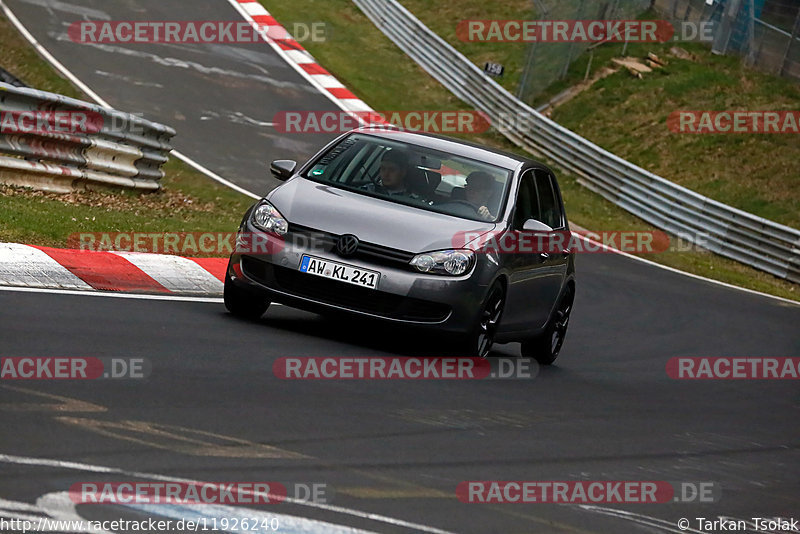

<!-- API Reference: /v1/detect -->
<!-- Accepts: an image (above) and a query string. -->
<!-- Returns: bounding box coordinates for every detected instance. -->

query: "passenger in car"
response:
[463,171,497,221]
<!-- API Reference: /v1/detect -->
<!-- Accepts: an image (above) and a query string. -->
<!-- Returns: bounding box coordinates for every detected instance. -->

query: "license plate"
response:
[299,255,380,289]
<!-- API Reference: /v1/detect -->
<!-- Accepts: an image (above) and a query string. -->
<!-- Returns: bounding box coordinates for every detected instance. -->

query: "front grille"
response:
[242,257,450,323]
[288,224,415,269]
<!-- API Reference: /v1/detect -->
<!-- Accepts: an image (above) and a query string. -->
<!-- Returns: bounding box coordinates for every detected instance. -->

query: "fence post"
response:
[779,8,800,76]
[744,0,757,64]
[516,0,540,101]
[712,0,743,55]
[560,0,587,79]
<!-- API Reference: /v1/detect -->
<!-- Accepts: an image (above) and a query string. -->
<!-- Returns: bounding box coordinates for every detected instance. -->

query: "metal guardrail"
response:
[353,0,800,284]
[0,82,175,192]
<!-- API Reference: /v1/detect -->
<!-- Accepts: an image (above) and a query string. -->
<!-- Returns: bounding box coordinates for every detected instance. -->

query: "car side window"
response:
[534,170,564,229]
[513,172,541,230]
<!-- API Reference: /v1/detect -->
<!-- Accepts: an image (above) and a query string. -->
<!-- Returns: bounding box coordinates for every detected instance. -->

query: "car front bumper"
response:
[227,226,497,334]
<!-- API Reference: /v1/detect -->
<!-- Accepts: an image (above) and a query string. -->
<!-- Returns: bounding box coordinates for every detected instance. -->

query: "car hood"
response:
[267,178,497,253]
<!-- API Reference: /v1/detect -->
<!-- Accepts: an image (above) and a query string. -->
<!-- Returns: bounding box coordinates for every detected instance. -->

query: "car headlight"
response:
[251,201,288,235]
[410,249,475,276]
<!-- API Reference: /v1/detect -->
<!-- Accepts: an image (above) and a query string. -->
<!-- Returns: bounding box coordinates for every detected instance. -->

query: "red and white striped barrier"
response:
[0,243,225,295]
[229,0,374,114]
[0,3,378,296]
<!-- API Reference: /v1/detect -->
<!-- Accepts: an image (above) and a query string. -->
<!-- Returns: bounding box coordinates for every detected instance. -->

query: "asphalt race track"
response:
[3,0,341,195]
[1,1,799,533]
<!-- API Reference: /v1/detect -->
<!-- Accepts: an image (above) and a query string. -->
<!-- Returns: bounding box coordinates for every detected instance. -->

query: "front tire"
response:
[462,281,505,358]
[521,286,573,365]
[224,273,270,320]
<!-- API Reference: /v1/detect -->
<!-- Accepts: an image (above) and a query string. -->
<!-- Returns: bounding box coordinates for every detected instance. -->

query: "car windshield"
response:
[302,133,513,222]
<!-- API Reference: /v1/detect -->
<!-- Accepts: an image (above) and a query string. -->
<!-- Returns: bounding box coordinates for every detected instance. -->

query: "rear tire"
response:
[224,273,270,320]
[521,286,573,365]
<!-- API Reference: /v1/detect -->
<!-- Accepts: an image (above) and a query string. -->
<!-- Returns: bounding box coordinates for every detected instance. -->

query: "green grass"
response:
[0,11,81,98]
[0,13,254,251]
[392,4,800,228]
[0,6,797,300]
[549,39,800,229]
[0,159,252,254]
[264,0,798,301]
[398,0,533,97]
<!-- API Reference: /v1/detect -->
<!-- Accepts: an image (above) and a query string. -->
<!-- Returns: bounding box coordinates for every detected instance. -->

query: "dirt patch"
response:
[538,66,619,116]
[0,183,217,215]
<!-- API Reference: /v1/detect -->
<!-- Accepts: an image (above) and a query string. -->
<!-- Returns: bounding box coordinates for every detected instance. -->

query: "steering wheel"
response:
[356,161,379,185]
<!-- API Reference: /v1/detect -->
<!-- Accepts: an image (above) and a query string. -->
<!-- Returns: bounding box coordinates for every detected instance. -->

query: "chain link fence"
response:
[516,0,652,104]
[652,0,800,81]
[354,0,800,283]
[515,0,799,104]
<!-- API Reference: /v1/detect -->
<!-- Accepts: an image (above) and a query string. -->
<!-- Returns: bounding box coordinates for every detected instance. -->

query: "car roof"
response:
[351,127,538,172]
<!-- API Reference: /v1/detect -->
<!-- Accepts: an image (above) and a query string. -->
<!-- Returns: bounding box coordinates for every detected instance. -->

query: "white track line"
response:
[0,0,260,200]
[172,150,259,199]
[572,232,800,307]
[0,454,456,534]
[0,284,286,306]
[0,284,223,302]
[37,492,379,534]
[1,0,796,307]
[578,505,707,533]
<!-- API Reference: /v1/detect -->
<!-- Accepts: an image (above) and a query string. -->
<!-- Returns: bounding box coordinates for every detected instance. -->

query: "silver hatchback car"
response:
[224,128,575,363]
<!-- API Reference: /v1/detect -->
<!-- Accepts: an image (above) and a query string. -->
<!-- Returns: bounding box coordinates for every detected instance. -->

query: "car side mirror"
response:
[522,219,553,233]
[270,160,297,181]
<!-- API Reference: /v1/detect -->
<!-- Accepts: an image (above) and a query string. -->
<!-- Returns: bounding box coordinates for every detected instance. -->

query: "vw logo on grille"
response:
[336,234,359,257]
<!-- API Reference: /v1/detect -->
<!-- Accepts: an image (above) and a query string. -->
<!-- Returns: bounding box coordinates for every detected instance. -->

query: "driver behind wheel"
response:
[464,171,497,221]
[362,149,410,196]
